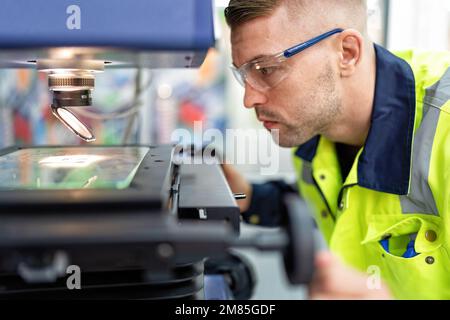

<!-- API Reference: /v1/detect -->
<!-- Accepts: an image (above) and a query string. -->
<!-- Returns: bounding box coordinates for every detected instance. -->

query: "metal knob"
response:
[233,193,247,200]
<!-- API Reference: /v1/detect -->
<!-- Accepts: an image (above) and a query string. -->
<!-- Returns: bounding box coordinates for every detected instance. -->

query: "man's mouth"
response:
[256,111,281,130]
[261,120,279,130]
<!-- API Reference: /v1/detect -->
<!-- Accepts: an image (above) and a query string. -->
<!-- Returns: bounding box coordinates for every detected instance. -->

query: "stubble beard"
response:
[272,63,342,148]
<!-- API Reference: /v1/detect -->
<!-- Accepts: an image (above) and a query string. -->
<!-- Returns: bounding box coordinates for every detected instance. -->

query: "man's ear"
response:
[338,29,364,77]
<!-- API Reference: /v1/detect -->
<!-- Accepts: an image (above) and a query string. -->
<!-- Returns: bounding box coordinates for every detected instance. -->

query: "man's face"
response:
[231,4,342,147]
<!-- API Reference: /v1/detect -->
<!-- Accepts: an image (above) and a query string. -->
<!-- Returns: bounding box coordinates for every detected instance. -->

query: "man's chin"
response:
[269,130,312,148]
[275,140,299,148]
[269,135,296,148]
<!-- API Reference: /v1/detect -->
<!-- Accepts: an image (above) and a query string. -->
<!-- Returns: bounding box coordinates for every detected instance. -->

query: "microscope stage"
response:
[0,145,174,212]
[0,146,149,190]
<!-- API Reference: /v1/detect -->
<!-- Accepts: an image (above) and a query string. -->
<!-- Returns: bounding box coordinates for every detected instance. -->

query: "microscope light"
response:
[51,106,95,142]
[37,59,104,142]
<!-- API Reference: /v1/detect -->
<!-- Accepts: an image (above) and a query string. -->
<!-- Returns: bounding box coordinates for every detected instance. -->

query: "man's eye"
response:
[257,66,276,75]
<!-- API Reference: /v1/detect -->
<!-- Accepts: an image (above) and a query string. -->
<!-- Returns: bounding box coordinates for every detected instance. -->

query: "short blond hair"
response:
[224,0,279,28]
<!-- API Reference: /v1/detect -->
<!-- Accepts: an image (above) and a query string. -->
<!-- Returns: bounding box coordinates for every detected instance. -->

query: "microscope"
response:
[0,0,315,299]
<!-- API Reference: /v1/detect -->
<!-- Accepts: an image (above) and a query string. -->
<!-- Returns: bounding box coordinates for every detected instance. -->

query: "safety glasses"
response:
[230,28,344,91]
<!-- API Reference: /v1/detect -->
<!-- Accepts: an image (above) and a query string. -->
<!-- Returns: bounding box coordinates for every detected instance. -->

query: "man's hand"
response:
[221,163,252,213]
[309,251,392,300]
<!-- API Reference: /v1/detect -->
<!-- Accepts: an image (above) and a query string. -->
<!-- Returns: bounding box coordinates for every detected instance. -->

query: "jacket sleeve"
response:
[241,180,298,227]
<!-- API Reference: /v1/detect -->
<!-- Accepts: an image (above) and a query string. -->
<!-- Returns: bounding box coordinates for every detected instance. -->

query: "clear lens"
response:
[232,53,289,91]
[230,66,245,87]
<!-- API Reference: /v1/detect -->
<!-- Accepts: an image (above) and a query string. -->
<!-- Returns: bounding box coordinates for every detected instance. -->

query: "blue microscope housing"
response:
[0,0,215,68]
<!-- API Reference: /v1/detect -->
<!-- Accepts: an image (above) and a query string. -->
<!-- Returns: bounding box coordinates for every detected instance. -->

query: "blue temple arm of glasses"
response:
[283,28,344,58]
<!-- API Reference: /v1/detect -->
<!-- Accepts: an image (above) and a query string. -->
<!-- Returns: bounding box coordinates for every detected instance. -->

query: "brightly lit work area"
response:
[0,0,449,301]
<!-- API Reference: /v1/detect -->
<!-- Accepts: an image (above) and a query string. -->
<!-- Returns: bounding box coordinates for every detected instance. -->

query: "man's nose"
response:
[243,82,268,109]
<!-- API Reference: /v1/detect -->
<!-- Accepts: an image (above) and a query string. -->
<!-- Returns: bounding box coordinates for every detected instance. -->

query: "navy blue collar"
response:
[295,44,416,195]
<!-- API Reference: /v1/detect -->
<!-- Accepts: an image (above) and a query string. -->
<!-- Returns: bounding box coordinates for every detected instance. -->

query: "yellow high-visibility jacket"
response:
[294,44,450,299]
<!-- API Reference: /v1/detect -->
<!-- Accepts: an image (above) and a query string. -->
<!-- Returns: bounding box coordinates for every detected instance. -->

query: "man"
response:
[223,0,450,299]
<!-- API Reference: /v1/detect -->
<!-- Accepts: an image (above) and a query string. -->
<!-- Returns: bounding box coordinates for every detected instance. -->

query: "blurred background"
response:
[0,0,448,299]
